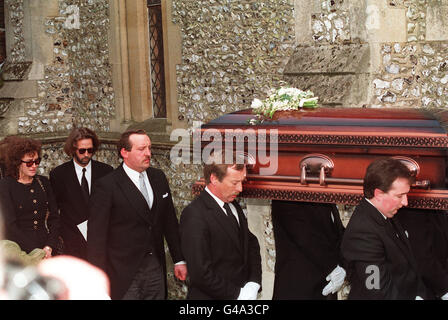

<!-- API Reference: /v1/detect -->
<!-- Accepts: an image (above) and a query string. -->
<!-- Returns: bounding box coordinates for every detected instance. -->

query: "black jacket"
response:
[180,190,262,299]
[271,201,344,299]
[87,164,184,300]
[50,160,113,259]
[341,199,429,299]
[0,175,60,253]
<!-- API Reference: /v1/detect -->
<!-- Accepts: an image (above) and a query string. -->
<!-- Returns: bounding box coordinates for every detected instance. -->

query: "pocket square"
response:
[163,192,169,198]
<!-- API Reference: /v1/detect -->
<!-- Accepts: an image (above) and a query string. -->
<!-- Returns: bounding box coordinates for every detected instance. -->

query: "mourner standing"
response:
[180,150,262,299]
[49,127,113,260]
[0,137,60,258]
[341,157,429,299]
[87,129,187,300]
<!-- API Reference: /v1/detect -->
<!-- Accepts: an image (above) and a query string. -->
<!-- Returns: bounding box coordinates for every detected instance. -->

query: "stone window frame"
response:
[109,0,184,132]
[0,0,56,101]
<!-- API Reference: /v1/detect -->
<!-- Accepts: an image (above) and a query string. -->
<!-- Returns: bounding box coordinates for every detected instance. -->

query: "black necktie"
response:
[81,168,89,202]
[223,203,239,231]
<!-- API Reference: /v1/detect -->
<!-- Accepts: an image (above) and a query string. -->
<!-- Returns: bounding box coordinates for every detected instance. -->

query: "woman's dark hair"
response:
[64,127,100,157]
[0,136,21,177]
[363,157,414,199]
[5,137,42,180]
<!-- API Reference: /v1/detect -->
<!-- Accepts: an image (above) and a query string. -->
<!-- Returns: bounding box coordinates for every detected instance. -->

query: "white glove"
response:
[322,265,346,296]
[440,292,448,300]
[237,282,260,300]
[415,296,424,300]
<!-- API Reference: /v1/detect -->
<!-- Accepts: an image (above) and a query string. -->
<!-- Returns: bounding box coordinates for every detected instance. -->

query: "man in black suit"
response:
[87,129,187,300]
[341,158,429,299]
[180,150,262,299]
[271,201,345,299]
[50,127,113,259]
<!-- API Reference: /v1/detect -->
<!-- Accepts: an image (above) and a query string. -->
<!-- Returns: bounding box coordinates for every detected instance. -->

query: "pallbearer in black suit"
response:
[341,158,429,299]
[49,127,113,259]
[180,150,262,300]
[87,129,187,300]
[271,201,345,299]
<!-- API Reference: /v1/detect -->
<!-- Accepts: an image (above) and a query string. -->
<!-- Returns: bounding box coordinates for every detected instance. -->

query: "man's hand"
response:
[174,263,187,281]
[237,282,260,300]
[322,265,346,296]
[43,246,52,259]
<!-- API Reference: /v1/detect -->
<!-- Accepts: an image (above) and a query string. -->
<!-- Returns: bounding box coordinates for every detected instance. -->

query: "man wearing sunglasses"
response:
[49,127,113,260]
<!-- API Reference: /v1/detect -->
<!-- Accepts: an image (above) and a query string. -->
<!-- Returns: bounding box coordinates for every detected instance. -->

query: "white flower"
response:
[249,87,319,123]
[251,98,263,109]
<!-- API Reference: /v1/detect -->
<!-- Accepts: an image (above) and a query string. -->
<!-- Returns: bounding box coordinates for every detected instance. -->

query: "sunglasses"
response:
[77,148,94,155]
[21,158,41,167]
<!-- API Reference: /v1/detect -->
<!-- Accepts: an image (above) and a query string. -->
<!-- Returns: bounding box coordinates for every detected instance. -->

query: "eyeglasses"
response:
[77,148,94,155]
[21,158,41,167]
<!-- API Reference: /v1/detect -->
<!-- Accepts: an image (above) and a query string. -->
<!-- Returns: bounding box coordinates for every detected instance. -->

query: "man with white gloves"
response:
[180,150,262,300]
[322,265,346,296]
[272,201,345,299]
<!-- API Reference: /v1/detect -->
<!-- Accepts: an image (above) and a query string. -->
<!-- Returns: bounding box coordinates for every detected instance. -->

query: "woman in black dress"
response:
[0,137,60,258]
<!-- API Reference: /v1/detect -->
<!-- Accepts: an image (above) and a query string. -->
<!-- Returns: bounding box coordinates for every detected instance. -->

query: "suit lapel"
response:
[114,165,152,224]
[65,161,88,206]
[233,201,248,259]
[389,217,418,266]
[201,191,242,252]
[146,168,159,221]
[91,160,103,193]
[364,199,418,269]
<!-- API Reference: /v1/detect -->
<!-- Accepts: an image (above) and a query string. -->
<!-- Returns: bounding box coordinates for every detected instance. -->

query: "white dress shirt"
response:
[73,159,92,193]
[123,163,154,209]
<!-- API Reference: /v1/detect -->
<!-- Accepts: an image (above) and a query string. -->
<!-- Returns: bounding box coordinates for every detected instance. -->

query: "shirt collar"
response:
[123,162,146,181]
[365,197,387,220]
[205,186,225,209]
[73,159,92,173]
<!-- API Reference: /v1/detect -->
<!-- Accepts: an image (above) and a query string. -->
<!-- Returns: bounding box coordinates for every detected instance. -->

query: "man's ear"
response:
[373,188,384,200]
[120,148,127,160]
[209,173,219,185]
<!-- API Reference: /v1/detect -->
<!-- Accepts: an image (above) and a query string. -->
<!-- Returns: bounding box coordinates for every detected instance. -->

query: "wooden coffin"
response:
[193,107,448,210]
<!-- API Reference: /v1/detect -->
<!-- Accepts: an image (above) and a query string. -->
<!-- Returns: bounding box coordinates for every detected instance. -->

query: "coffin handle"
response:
[299,154,334,186]
[319,166,326,186]
[300,164,307,185]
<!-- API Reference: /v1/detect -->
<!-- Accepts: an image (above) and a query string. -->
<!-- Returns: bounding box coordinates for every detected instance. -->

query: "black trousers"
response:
[122,253,165,300]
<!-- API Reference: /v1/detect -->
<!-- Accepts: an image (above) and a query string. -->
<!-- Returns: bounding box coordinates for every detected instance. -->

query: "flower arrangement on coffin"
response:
[248,87,319,125]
